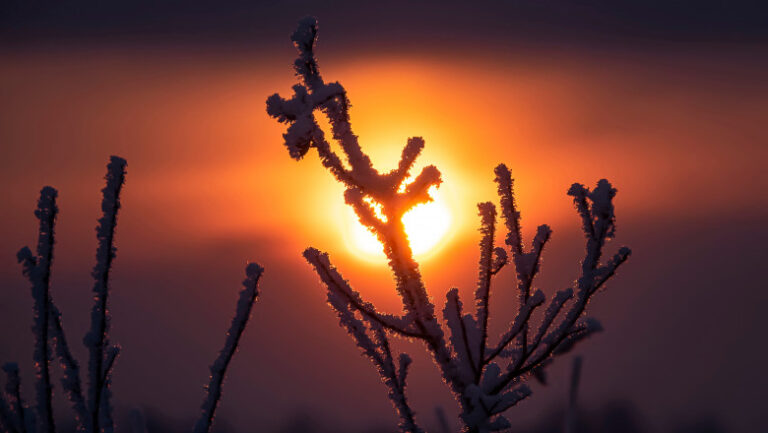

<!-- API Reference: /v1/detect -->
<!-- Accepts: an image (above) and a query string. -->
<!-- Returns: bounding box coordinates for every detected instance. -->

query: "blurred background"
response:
[1,1,766,432]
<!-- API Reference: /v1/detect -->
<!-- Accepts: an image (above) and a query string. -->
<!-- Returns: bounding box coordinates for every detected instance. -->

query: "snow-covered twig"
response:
[49,304,89,432]
[193,263,264,433]
[2,363,26,433]
[304,249,423,432]
[304,248,422,338]
[474,202,496,376]
[493,164,551,361]
[84,156,126,433]
[17,186,58,433]
[269,17,632,433]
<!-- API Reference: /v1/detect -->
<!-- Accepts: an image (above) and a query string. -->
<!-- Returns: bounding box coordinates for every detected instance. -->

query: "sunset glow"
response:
[347,187,452,259]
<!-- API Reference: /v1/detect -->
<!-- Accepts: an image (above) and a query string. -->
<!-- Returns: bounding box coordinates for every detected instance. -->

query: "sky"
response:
[1,2,767,433]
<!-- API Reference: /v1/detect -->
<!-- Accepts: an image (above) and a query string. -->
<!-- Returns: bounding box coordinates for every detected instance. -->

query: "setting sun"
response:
[347,187,452,259]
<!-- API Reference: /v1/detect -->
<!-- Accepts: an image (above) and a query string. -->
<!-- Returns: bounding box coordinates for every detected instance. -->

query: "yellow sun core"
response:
[348,188,451,260]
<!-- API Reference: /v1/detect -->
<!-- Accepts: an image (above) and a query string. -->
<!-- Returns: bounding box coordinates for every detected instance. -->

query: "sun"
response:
[347,187,452,260]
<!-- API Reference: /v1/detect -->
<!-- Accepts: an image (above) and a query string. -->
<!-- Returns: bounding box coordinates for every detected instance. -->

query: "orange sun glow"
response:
[346,187,452,260]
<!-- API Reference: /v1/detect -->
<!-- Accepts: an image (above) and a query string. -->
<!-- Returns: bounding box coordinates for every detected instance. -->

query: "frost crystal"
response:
[269,17,632,433]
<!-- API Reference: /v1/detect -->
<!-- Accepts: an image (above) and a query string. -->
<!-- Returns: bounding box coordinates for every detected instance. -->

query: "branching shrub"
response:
[267,17,631,433]
[0,158,264,433]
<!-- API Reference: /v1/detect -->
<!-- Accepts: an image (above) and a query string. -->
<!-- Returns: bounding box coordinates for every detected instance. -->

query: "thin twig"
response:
[193,263,264,433]
[85,156,126,433]
[17,186,58,433]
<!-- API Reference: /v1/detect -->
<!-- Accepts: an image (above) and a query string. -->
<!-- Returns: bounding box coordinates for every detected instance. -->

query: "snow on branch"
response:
[194,262,264,433]
[304,248,421,339]
[17,186,58,433]
[270,17,632,432]
[84,156,126,433]
[444,288,479,383]
[304,247,423,432]
[49,304,89,432]
[2,363,28,433]
[7,156,271,433]
[474,202,496,371]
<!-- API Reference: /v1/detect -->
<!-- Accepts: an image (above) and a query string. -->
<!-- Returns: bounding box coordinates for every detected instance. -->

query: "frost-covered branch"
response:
[270,17,631,433]
[2,363,27,433]
[49,304,89,432]
[7,156,274,433]
[84,156,126,433]
[304,248,422,338]
[444,288,480,383]
[484,290,544,365]
[493,164,551,362]
[193,263,264,433]
[305,248,422,432]
[489,179,631,396]
[17,186,58,433]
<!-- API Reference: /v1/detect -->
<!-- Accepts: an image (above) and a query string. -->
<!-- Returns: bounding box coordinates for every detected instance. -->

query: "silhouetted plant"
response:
[0,158,264,433]
[193,262,264,433]
[268,17,631,433]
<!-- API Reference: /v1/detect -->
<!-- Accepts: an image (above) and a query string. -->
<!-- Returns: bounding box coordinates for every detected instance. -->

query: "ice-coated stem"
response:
[17,186,58,433]
[193,263,264,433]
[84,156,126,433]
[2,363,26,433]
[49,304,89,432]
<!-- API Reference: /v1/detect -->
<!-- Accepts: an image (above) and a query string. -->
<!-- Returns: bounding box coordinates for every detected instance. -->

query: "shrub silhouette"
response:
[268,17,632,433]
[0,158,264,433]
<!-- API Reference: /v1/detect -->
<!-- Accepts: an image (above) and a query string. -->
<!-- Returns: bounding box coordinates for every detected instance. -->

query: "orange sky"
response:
[2,47,765,263]
[1,45,767,432]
